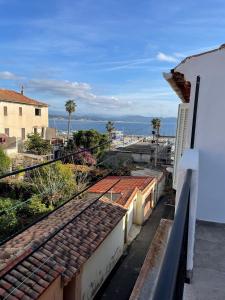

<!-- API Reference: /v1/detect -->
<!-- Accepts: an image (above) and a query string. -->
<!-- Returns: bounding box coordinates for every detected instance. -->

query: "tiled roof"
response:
[89,176,154,207]
[0,90,48,107]
[0,196,126,300]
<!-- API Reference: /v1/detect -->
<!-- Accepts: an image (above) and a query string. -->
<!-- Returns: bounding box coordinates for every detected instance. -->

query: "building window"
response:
[35,108,41,116]
[41,127,45,138]
[5,128,9,136]
[3,106,7,116]
[21,128,25,140]
[19,107,22,116]
[34,128,38,134]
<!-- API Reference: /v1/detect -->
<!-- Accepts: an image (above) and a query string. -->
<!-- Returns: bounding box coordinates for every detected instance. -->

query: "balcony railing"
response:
[152,169,192,300]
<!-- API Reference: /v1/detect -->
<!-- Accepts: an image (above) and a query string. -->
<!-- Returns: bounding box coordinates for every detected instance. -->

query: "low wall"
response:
[81,217,125,300]
[129,219,172,300]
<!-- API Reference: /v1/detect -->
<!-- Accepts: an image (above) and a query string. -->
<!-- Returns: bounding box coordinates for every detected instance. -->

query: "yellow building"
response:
[0,89,48,140]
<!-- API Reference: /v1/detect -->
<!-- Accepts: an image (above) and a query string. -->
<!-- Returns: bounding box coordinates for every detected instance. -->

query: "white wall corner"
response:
[179,149,199,171]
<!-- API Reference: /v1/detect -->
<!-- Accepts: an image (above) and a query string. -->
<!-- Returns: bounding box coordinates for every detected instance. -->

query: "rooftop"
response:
[184,221,225,300]
[0,195,126,299]
[88,176,155,207]
[0,89,48,107]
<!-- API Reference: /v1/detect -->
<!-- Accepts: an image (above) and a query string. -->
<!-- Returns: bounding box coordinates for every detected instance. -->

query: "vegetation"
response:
[106,121,115,141]
[0,160,89,241]
[67,129,108,160]
[16,195,53,225]
[65,99,76,140]
[0,148,11,175]
[151,118,161,167]
[27,161,79,206]
[24,133,53,155]
[151,118,161,137]
[0,198,18,240]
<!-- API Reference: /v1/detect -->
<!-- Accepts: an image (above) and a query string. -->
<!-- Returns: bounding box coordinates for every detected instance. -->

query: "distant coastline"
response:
[49,114,177,124]
[49,116,177,136]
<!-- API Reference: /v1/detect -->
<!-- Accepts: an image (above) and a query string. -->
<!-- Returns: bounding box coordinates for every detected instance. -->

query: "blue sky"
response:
[0,0,224,116]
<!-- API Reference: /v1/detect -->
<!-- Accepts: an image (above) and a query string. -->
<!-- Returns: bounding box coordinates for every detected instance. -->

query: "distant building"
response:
[117,141,172,165]
[88,176,157,240]
[111,130,123,141]
[0,89,48,140]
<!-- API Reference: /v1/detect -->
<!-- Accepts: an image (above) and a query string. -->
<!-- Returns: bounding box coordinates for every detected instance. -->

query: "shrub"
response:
[0,198,18,240]
[0,180,37,200]
[27,161,77,205]
[67,129,108,159]
[16,195,53,223]
[24,133,52,155]
[0,148,11,175]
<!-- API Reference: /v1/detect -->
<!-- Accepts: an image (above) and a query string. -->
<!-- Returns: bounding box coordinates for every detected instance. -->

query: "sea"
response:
[49,118,177,137]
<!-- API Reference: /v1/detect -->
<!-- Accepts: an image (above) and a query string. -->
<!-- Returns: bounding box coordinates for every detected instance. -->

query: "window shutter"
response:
[173,103,189,189]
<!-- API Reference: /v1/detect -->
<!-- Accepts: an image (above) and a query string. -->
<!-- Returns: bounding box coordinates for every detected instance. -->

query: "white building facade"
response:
[165,44,225,223]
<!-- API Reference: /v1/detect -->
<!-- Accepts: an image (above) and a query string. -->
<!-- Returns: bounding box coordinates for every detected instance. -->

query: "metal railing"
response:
[152,169,192,300]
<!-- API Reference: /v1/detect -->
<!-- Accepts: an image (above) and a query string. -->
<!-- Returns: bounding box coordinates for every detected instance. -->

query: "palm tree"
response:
[65,100,76,140]
[151,118,161,167]
[106,121,115,149]
[106,121,115,139]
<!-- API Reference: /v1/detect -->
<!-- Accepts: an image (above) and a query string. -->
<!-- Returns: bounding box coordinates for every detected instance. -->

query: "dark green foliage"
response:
[0,148,11,175]
[16,195,53,226]
[68,129,108,159]
[24,133,53,155]
[0,198,18,241]
[0,180,37,200]
[27,161,77,206]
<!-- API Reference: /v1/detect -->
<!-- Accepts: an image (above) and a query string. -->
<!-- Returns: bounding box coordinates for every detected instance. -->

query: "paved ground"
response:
[184,221,225,300]
[94,196,171,300]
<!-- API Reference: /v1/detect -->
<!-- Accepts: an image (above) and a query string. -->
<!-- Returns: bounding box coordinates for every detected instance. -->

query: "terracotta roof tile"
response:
[0,196,126,299]
[0,89,48,107]
[89,176,154,207]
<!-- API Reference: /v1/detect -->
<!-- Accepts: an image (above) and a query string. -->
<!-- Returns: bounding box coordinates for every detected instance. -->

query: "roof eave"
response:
[163,72,186,103]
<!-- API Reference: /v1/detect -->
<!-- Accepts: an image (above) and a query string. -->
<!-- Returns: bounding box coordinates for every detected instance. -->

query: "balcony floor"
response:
[184,221,225,300]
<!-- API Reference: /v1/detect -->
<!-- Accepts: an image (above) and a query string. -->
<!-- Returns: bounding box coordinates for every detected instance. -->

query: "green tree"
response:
[0,198,18,240]
[151,118,161,136]
[27,161,77,206]
[0,148,11,175]
[151,118,161,167]
[65,100,76,140]
[72,129,108,158]
[106,121,115,149]
[25,133,53,155]
[106,121,115,139]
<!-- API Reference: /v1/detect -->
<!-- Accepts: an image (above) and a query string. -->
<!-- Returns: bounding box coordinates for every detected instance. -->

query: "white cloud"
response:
[27,79,131,109]
[156,52,179,63]
[0,71,22,80]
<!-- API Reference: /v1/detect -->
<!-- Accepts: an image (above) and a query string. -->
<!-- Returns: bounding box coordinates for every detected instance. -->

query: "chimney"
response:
[21,85,24,95]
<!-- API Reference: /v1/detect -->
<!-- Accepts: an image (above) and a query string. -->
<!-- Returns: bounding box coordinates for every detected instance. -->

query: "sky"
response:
[0,0,224,117]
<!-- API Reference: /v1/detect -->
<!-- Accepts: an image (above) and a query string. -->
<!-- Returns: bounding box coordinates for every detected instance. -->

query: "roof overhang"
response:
[163,71,191,103]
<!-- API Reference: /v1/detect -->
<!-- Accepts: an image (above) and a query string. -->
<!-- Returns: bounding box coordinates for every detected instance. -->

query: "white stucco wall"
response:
[81,218,125,300]
[126,201,134,239]
[175,48,225,223]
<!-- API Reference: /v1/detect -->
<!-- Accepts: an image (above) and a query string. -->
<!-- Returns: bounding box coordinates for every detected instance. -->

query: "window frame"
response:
[35,108,41,116]
[3,106,7,116]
